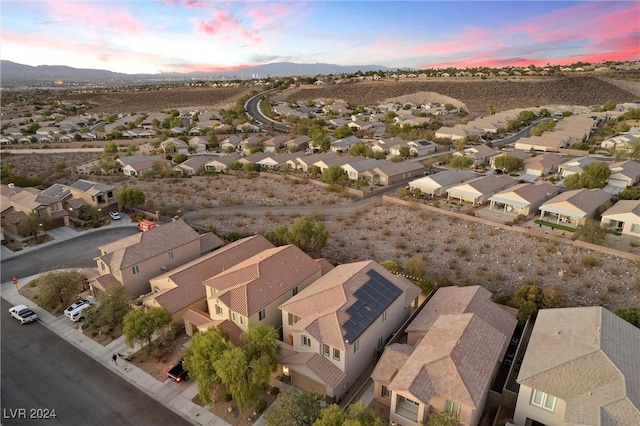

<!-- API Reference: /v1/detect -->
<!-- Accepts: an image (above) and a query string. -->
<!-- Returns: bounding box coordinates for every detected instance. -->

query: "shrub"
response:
[223,393,233,402]
[255,399,267,414]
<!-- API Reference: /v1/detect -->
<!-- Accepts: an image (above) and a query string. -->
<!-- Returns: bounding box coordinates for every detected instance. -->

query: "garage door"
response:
[292,372,326,396]
[526,168,542,176]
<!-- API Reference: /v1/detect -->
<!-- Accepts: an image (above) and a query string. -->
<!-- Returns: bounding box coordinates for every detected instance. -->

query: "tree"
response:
[493,154,523,172]
[450,155,474,170]
[615,307,640,328]
[602,99,617,111]
[321,165,348,184]
[617,187,640,200]
[183,327,231,405]
[122,306,172,354]
[126,144,139,156]
[575,219,608,244]
[35,270,86,312]
[17,211,51,237]
[84,284,132,329]
[265,217,330,257]
[510,284,566,322]
[173,153,188,164]
[307,165,321,175]
[314,402,385,426]
[333,125,353,139]
[79,205,103,226]
[265,389,323,426]
[403,256,427,279]
[379,260,400,273]
[427,410,459,426]
[104,141,118,153]
[116,187,146,210]
[564,162,611,189]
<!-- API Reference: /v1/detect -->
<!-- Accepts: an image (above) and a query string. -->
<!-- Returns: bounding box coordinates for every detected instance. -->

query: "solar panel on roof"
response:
[343,269,403,343]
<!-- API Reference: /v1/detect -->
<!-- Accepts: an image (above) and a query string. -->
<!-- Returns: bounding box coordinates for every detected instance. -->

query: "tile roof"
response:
[601,199,640,217]
[198,232,225,253]
[148,235,274,314]
[373,161,424,177]
[278,341,347,390]
[203,244,321,317]
[370,343,414,383]
[448,174,517,196]
[388,313,507,408]
[412,170,480,188]
[279,261,421,350]
[523,153,564,169]
[540,188,612,216]
[490,182,558,205]
[96,220,200,269]
[517,307,640,425]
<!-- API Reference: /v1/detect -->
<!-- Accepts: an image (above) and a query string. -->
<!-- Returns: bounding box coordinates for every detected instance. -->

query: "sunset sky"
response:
[1,1,638,74]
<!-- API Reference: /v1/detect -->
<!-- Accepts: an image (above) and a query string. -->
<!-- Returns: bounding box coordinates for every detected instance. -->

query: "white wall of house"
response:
[514,385,566,426]
[601,211,640,237]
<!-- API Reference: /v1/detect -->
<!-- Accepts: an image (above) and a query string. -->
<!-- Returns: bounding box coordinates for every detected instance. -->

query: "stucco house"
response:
[92,220,216,297]
[558,156,602,178]
[142,235,272,325]
[173,154,218,176]
[488,182,560,216]
[278,260,421,403]
[262,134,289,152]
[409,170,480,197]
[285,135,311,152]
[117,155,169,177]
[607,159,640,188]
[341,158,391,181]
[538,188,612,226]
[372,286,517,426]
[198,244,327,346]
[522,153,565,177]
[513,306,640,426]
[204,153,242,172]
[40,179,118,218]
[0,183,69,232]
[363,161,426,186]
[446,175,517,205]
[454,144,499,166]
[600,200,640,237]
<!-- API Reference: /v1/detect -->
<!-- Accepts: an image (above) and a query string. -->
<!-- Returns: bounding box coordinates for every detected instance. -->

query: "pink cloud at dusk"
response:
[164,0,206,8]
[194,9,262,43]
[246,2,302,30]
[45,1,144,36]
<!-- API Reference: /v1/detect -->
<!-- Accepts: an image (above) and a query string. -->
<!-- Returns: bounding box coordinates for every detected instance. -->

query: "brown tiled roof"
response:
[279,260,421,351]
[315,258,335,275]
[66,198,87,209]
[96,220,200,269]
[198,232,224,254]
[517,307,640,425]
[183,308,215,327]
[388,313,506,408]
[405,285,517,355]
[91,274,120,291]
[150,235,274,314]
[278,342,347,390]
[540,188,612,215]
[371,343,414,384]
[204,244,321,317]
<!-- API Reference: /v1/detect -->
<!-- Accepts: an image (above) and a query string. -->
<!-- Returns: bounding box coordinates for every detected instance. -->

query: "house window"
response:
[215,305,223,316]
[132,265,140,275]
[100,263,105,271]
[378,336,384,348]
[232,312,237,322]
[259,309,266,321]
[354,339,360,353]
[288,313,300,325]
[404,397,419,406]
[292,286,298,296]
[382,386,391,399]
[445,400,461,415]
[333,348,340,361]
[302,335,311,347]
[632,224,640,233]
[382,310,387,323]
[168,251,174,260]
[531,389,556,412]
[239,316,245,325]
[322,344,330,357]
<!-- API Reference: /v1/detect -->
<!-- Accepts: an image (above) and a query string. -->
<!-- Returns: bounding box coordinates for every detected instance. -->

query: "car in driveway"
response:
[65,303,92,322]
[64,299,93,316]
[9,304,38,324]
[109,211,121,220]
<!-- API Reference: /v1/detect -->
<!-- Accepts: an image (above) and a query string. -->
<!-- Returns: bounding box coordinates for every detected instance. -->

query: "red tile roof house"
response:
[278,260,421,403]
[142,235,274,325]
[372,286,517,426]
[194,244,329,346]
[92,220,222,297]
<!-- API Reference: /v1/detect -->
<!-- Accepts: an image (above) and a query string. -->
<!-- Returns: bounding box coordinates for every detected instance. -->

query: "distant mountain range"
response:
[0,60,394,83]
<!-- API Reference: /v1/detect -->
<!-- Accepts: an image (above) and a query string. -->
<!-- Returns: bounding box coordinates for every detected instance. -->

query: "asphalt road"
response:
[1,298,191,426]
[244,89,291,131]
[1,227,138,283]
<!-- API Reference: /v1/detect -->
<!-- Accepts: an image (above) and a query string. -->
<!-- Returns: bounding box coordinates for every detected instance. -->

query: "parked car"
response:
[167,359,189,383]
[109,211,121,220]
[65,303,92,322]
[9,304,38,324]
[64,299,93,316]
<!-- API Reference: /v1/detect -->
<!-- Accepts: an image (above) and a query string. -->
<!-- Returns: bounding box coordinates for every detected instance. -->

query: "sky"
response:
[1,1,639,75]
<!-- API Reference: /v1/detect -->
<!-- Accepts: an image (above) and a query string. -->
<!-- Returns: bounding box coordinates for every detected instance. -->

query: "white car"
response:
[65,303,92,322]
[64,299,93,316]
[109,211,121,220]
[9,304,38,324]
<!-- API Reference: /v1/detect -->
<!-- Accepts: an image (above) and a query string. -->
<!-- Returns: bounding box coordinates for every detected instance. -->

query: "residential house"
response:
[341,158,390,181]
[238,151,270,166]
[199,244,326,346]
[142,235,273,325]
[454,144,499,166]
[286,135,311,152]
[0,183,69,231]
[558,156,603,178]
[240,135,264,155]
[204,153,242,172]
[256,152,305,170]
[408,170,480,197]
[514,134,576,152]
[116,155,169,177]
[236,122,260,133]
[407,139,437,157]
[161,137,189,154]
[312,155,354,173]
[607,159,640,188]
[174,154,218,176]
[188,136,209,153]
[330,136,362,153]
[363,161,425,186]
[262,134,289,152]
[489,150,531,170]
[538,188,612,226]
[219,135,243,152]
[600,200,640,237]
[93,220,213,296]
[446,175,517,205]
[513,306,640,426]
[435,125,483,141]
[488,182,560,216]
[372,286,517,426]
[522,153,565,177]
[600,133,638,151]
[294,152,339,172]
[278,260,421,403]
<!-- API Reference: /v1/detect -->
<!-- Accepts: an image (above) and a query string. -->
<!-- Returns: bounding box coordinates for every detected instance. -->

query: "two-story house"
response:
[372,285,517,426]
[278,260,421,403]
[514,306,640,426]
[93,220,215,296]
[0,183,69,231]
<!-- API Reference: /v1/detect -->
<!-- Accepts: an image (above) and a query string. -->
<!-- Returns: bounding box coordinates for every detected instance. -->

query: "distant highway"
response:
[244,89,291,132]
